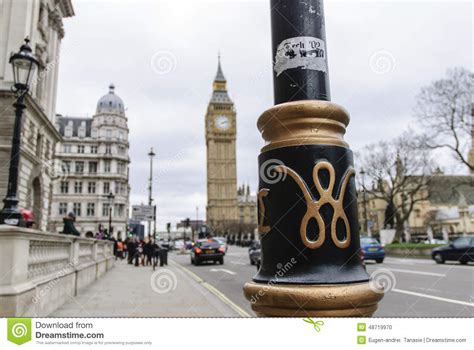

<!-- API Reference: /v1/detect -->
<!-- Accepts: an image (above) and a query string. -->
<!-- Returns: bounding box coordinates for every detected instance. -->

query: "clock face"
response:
[214,115,231,131]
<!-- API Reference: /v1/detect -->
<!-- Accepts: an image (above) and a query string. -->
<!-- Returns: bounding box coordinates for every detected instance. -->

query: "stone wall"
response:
[0,225,114,317]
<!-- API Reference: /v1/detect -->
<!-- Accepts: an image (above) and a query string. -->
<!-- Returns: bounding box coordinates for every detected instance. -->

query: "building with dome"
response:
[50,84,130,238]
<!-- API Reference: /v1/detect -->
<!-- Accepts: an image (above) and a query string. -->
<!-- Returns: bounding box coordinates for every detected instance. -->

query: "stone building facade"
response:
[50,85,131,238]
[0,0,74,231]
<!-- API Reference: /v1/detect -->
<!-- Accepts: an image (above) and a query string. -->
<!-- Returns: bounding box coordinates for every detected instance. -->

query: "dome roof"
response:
[96,84,125,115]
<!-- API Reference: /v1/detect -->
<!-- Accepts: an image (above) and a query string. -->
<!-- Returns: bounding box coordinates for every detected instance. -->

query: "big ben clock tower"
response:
[205,56,238,234]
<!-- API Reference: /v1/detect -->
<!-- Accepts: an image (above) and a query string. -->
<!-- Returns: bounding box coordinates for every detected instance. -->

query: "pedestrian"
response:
[144,239,153,266]
[127,238,136,264]
[61,212,80,236]
[116,238,124,260]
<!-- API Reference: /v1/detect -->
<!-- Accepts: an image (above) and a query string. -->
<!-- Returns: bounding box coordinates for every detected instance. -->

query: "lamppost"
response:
[360,168,370,236]
[147,147,155,238]
[107,192,115,237]
[0,38,40,226]
[243,0,383,316]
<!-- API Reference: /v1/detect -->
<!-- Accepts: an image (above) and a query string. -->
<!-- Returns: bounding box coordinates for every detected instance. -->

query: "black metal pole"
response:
[0,93,26,226]
[108,206,112,236]
[271,0,330,104]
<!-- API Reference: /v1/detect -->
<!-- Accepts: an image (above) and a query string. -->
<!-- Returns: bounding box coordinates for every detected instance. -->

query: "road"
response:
[171,245,474,317]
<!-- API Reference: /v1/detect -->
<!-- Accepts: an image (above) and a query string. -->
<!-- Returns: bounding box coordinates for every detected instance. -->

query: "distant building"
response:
[237,184,257,233]
[0,0,74,231]
[50,85,131,238]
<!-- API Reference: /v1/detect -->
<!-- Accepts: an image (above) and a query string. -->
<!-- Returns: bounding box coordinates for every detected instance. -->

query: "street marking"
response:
[385,268,445,277]
[170,260,251,317]
[210,268,236,275]
[230,261,246,265]
[392,289,474,307]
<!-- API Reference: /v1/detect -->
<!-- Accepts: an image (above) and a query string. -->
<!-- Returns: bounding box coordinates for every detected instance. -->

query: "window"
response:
[118,146,126,155]
[59,202,68,216]
[114,204,124,218]
[60,181,69,194]
[102,203,110,217]
[118,131,124,140]
[103,182,110,194]
[61,161,71,174]
[74,181,82,194]
[63,144,72,153]
[75,161,84,174]
[105,145,112,155]
[77,145,85,153]
[104,160,111,173]
[106,130,112,140]
[87,203,95,216]
[88,182,96,194]
[73,203,81,217]
[90,146,98,154]
[114,181,119,194]
[89,162,97,174]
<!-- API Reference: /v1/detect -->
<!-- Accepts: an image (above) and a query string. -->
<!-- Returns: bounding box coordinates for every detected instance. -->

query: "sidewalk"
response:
[52,257,242,317]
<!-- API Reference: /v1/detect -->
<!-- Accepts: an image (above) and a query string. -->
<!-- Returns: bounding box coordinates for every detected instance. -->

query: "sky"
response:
[55,0,472,230]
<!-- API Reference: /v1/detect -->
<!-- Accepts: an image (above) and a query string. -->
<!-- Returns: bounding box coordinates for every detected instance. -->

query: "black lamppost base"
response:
[0,197,25,226]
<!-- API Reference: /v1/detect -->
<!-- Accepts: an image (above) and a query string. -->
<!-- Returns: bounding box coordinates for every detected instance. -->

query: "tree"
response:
[358,132,435,242]
[414,67,473,172]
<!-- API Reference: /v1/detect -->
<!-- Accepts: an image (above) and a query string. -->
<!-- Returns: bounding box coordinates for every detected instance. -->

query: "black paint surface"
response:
[254,145,369,284]
[270,0,331,103]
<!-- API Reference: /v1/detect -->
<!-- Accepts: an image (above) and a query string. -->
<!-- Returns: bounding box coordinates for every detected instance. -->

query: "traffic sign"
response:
[131,205,154,221]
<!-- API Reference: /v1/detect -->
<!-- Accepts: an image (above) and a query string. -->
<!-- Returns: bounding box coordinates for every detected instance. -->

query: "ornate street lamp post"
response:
[244,0,383,316]
[0,38,40,226]
[148,147,156,239]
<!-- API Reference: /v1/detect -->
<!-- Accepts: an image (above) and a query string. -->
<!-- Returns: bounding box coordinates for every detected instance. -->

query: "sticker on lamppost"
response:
[274,36,327,76]
[7,318,32,345]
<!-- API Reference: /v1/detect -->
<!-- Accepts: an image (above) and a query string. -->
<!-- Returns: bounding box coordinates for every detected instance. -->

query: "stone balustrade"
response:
[0,225,115,317]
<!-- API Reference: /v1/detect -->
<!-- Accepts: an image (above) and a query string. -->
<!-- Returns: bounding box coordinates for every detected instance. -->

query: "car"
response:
[190,239,225,265]
[248,241,261,269]
[431,235,474,264]
[360,236,385,263]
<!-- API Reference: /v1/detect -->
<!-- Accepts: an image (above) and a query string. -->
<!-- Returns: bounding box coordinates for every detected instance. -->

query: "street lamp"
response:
[360,168,370,235]
[0,38,40,226]
[107,192,115,237]
[148,147,155,239]
[243,0,383,316]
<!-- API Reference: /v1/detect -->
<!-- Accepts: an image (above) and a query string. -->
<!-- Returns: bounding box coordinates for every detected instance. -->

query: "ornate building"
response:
[0,0,74,231]
[237,184,257,233]
[50,84,131,237]
[205,57,239,234]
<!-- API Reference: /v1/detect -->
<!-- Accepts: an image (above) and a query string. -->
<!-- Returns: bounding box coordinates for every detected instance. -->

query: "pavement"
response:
[53,245,474,317]
[52,258,243,317]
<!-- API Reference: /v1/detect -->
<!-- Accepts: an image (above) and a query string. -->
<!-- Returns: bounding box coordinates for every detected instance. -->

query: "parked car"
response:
[431,235,474,264]
[248,241,261,269]
[190,239,225,265]
[360,236,385,263]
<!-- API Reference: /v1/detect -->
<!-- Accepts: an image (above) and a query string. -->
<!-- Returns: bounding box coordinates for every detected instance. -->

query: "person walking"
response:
[127,238,136,264]
[116,238,124,260]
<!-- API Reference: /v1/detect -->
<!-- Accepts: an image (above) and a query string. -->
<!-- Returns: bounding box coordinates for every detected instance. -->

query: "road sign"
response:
[131,205,154,221]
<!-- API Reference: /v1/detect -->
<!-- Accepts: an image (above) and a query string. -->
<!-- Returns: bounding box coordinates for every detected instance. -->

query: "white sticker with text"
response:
[274,36,327,76]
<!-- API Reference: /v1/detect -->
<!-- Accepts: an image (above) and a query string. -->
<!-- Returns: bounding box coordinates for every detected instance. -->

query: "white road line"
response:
[392,288,474,307]
[210,268,236,275]
[385,268,445,277]
[230,261,246,265]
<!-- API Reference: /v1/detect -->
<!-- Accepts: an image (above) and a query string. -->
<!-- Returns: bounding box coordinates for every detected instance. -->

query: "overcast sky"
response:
[56,0,472,230]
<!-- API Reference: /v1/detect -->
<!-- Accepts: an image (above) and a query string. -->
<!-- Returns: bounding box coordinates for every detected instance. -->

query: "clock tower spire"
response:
[205,55,238,235]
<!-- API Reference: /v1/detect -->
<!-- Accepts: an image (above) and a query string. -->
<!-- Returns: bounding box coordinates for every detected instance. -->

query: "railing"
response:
[0,226,115,317]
